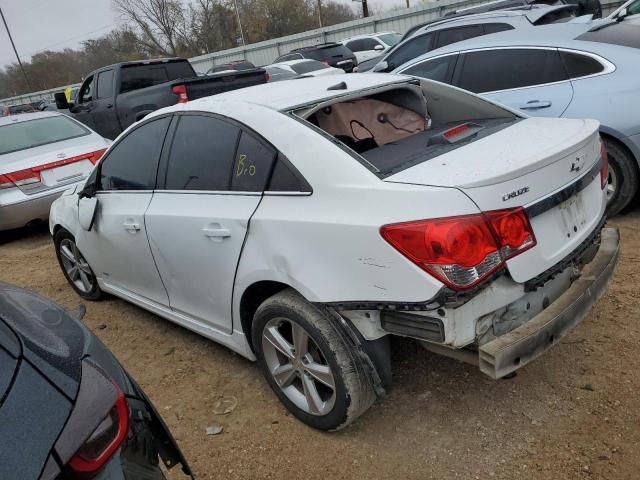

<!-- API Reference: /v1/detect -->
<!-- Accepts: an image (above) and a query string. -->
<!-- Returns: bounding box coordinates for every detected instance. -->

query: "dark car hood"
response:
[0,282,89,399]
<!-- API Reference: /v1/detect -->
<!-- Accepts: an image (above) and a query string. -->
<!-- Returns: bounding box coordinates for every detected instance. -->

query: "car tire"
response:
[252,289,375,431]
[54,229,103,301]
[604,137,638,216]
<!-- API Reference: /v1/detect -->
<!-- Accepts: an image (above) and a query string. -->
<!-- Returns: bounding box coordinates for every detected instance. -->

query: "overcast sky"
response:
[0,0,412,68]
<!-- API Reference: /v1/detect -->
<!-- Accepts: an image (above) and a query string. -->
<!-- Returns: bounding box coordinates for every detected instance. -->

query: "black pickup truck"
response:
[55,58,267,139]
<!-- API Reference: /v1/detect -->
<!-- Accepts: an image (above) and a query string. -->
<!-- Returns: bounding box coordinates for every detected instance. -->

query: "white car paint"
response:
[267,59,345,77]
[50,74,609,371]
[342,32,402,63]
[0,111,109,231]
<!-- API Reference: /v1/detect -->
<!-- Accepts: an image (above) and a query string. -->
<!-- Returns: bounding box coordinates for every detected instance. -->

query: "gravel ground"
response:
[1,213,639,480]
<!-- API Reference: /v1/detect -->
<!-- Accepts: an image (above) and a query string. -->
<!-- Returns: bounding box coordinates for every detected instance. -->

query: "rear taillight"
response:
[172,84,189,103]
[321,59,329,65]
[264,71,270,82]
[600,140,608,190]
[380,208,536,291]
[0,149,105,190]
[68,389,129,474]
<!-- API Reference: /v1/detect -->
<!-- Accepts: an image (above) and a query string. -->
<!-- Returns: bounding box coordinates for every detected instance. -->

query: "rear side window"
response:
[386,33,434,69]
[435,25,483,49]
[100,117,170,191]
[484,23,515,34]
[165,115,240,191]
[231,132,277,192]
[267,154,311,192]
[120,61,194,93]
[402,54,458,83]
[560,51,605,78]
[457,49,567,93]
[96,70,114,99]
[304,45,352,61]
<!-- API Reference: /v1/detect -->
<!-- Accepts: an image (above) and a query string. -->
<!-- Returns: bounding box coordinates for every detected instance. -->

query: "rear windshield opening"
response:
[0,116,90,155]
[301,86,517,177]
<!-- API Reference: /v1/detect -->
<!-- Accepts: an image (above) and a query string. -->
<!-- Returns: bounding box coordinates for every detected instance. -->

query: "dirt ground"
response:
[1,212,639,480]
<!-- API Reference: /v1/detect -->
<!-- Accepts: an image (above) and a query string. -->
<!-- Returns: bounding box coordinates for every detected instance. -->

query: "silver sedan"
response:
[0,112,109,231]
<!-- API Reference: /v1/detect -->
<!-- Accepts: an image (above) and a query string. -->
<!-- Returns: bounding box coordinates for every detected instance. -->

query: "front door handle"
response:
[202,226,231,239]
[520,100,552,110]
[123,221,140,233]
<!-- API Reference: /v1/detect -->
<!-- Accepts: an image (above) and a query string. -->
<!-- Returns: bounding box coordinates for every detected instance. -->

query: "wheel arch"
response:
[599,127,640,168]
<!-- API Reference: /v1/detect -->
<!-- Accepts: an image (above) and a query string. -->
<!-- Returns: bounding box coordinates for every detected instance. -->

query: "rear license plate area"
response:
[558,192,588,240]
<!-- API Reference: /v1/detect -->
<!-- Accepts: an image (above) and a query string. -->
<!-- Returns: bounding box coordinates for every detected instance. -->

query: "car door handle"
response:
[123,222,140,233]
[520,100,552,110]
[202,227,231,239]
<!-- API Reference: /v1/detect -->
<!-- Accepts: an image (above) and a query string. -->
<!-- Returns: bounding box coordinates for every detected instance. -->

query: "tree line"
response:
[0,0,356,99]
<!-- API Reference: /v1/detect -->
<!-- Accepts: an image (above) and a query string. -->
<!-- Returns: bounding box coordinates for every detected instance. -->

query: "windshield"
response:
[378,33,402,47]
[291,60,329,74]
[0,116,90,155]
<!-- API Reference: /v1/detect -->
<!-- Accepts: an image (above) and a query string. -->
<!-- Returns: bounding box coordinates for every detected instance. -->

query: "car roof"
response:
[271,59,320,67]
[342,32,398,42]
[397,22,617,69]
[291,42,343,52]
[176,73,413,112]
[0,110,62,126]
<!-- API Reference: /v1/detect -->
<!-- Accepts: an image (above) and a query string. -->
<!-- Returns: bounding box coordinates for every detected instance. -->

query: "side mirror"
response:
[372,61,389,73]
[374,44,385,51]
[78,196,98,231]
[54,92,70,110]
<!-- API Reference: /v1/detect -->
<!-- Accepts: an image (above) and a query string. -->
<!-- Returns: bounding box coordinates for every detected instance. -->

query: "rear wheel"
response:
[252,289,375,431]
[604,137,638,216]
[54,229,103,300]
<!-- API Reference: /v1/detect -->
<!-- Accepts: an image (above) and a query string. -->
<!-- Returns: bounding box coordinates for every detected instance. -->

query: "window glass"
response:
[0,116,89,155]
[231,131,276,192]
[99,117,169,191]
[78,76,94,103]
[378,33,402,47]
[458,49,567,93]
[386,33,434,69]
[120,61,194,94]
[484,23,515,34]
[435,25,483,49]
[629,0,640,15]
[560,51,604,78]
[403,54,458,83]
[267,154,310,192]
[290,60,329,74]
[346,40,364,52]
[359,38,382,50]
[96,70,114,99]
[165,115,240,191]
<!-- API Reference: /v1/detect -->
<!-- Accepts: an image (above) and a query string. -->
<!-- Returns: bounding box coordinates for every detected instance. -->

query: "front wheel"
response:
[252,289,375,431]
[54,229,103,300]
[604,138,638,216]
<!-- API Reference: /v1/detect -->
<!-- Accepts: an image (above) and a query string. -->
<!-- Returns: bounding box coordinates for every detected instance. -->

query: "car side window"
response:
[435,25,483,49]
[78,76,95,103]
[560,51,605,78]
[402,54,458,83]
[346,40,362,52]
[359,38,381,51]
[164,115,240,191]
[267,154,311,192]
[231,131,277,192]
[386,33,434,69]
[483,23,515,34]
[96,70,114,100]
[99,117,170,191]
[457,48,567,93]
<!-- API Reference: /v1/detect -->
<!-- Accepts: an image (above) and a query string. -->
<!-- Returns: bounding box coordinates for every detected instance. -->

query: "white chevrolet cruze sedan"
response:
[50,74,619,431]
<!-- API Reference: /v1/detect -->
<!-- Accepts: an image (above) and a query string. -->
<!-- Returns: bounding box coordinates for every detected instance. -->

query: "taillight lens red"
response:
[264,71,270,82]
[172,84,189,103]
[68,389,129,474]
[600,140,608,190]
[381,208,536,290]
[0,149,105,190]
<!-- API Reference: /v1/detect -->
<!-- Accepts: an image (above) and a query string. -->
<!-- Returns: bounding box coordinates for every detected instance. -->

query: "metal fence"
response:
[0,0,624,106]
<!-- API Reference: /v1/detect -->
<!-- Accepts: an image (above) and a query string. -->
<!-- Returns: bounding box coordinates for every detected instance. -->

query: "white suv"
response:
[50,74,619,431]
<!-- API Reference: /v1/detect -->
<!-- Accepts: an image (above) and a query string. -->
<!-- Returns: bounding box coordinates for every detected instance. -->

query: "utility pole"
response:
[362,0,369,17]
[232,0,246,46]
[317,0,324,28]
[0,6,31,90]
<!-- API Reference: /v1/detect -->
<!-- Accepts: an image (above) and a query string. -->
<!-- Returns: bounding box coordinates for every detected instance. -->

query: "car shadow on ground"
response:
[0,222,50,247]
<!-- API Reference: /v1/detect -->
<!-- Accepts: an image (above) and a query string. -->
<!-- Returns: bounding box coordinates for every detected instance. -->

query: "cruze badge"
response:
[502,187,530,202]
[570,154,585,173]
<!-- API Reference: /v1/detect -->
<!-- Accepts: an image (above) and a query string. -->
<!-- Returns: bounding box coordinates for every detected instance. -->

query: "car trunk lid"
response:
[385,117,606,282]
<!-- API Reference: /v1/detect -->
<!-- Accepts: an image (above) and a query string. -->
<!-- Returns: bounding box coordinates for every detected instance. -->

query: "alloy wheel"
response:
[59,238,95,293]
[261,317,336,416]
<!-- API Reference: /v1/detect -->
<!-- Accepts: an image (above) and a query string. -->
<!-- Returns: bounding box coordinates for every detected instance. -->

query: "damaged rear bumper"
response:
[478,227,619,379]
